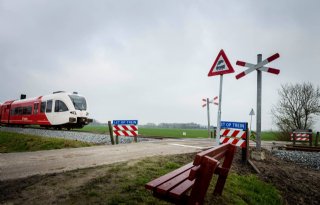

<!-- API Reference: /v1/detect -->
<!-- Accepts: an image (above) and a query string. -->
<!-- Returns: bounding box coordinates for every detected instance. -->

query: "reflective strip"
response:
[113,130,138,137]
[220,137,246,148]
[113,125,138,131]
[220,129,246,139]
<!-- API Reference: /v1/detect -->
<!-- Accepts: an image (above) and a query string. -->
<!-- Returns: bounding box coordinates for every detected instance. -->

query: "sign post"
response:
[236,53,280,150]
[208,49,235,145]
[249,108,255,133]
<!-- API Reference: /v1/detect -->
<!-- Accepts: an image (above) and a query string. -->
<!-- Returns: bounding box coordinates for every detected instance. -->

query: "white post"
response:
[206,98,211,138]
[216,75,223,145]
[256,54,262,150]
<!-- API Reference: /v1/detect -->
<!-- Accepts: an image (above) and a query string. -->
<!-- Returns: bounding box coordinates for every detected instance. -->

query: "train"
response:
[0,91,93,129]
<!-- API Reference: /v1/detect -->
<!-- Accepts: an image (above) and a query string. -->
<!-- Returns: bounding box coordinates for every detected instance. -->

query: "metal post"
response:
[216,75,223,145]
[256,54,262,150]
[108,121,115,145]
[242,122,249,163]
[250,114,253,132]
[207,98,211,138]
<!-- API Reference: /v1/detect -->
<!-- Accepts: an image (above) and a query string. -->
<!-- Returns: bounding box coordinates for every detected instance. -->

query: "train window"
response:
[14,107,19,115]
[34,103,39,114]
[22,107,27,115]
[18,107,23,115]
[46,100,52,113]
[26,107,32,115]
[54,100,68,112]
[69,95,87,111]
[40,102,46,113]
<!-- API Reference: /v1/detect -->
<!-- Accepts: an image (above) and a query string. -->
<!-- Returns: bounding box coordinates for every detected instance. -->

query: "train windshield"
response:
[69,95,87,111]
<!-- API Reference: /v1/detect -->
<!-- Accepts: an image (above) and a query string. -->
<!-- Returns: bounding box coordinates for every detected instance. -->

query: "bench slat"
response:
[193,143,229,165]
[169,179,195,199]
[145,162,194,190]
[188,165,200,180]
[156,169,192,195]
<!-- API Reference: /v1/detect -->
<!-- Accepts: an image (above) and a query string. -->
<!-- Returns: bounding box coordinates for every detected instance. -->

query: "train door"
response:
[0,106,2,123]
[3,105,11,124]
[33,102,39,124]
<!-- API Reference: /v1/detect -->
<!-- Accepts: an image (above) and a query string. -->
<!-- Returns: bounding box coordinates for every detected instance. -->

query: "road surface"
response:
[0,138,289,180]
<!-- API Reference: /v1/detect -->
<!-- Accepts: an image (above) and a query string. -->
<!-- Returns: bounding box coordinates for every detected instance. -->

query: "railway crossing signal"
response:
[235,53,280,79]
[208,49,234,145]
[202,97,218,138]
[235,53,280,150]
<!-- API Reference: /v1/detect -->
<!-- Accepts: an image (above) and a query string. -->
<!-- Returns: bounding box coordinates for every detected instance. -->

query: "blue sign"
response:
[113,120,138,125]
[221,121,247,130]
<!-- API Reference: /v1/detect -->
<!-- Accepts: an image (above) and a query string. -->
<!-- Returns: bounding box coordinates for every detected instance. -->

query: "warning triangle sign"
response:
[208,49,235,77]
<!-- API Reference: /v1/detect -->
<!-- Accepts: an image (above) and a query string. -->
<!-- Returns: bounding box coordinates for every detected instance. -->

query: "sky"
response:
[1,0,320,130]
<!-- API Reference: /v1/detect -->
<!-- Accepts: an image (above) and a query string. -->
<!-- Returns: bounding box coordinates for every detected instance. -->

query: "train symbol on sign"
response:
[216,60,225,71]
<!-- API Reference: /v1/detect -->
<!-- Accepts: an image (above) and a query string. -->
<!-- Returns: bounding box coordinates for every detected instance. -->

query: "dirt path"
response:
[0,139,216,180]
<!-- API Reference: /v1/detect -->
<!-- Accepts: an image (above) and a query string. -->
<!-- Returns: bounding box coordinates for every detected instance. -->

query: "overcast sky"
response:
[1,0,320,130]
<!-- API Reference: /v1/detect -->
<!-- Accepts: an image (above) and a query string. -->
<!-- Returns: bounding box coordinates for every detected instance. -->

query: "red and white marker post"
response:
[208,49,235,145]
[235,53,280,150]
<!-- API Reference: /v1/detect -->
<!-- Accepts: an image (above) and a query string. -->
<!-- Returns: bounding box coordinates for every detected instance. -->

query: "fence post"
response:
[242,123,248,163]
[108,121,115,145]
[213,129,216,139]
[309,131,313,147]
[116,134,119,144]
[292,131,296,146]
[316,132,319,147]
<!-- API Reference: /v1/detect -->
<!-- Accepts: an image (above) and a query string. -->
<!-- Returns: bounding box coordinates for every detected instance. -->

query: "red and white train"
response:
[0,91,93,129]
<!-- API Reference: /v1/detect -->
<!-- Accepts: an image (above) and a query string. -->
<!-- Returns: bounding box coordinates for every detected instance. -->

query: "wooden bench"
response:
[145,143,237,205]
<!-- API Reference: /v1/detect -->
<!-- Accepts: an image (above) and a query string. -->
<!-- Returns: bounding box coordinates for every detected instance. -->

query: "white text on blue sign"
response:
[221,121,247,130]
[113,120,138,125]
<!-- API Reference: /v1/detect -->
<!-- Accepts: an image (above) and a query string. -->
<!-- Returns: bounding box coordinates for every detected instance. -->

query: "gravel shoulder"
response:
[0,127,149,144]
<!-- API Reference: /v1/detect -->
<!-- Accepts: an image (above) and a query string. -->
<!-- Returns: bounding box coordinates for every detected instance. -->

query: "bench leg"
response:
[188,156,219,205]
[214,145,236,195]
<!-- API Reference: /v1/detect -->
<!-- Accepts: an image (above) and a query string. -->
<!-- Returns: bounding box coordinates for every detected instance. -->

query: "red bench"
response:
[145,143,237,205]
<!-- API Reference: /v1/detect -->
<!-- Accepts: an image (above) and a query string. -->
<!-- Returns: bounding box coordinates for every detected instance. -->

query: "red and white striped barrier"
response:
[220,129,247,148]
[290,133,310,141]
[113,125,138,137]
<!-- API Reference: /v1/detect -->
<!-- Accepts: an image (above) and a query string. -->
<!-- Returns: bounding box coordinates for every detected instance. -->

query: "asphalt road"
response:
[0,138,218,180]
[0,138,289,181]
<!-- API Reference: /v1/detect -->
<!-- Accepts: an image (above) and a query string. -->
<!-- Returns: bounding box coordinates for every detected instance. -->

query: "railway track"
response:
[283,145,320,152]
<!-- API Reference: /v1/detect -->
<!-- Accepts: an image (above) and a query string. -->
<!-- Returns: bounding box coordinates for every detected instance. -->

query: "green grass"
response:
[64,153,282,205]
[139,128,209,138]
[0,131,93,153]
[79,125,279,140]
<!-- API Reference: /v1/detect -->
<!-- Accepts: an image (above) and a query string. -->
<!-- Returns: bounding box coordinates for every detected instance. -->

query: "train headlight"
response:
[70,111,76,115]
[69,117,76,123]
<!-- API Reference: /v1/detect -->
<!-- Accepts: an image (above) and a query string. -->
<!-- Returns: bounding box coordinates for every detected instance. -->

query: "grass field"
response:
[0,131,92,153]
[63,153,282,205]
[79,125,279,140]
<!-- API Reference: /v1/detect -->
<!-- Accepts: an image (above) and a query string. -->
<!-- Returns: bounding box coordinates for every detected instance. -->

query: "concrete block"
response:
[251,150,266,161]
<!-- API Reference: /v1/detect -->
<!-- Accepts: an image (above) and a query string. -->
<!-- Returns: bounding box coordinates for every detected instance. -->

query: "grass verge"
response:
[0,131,93,153]
[79,125,279,140]
[64,153,282,205]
